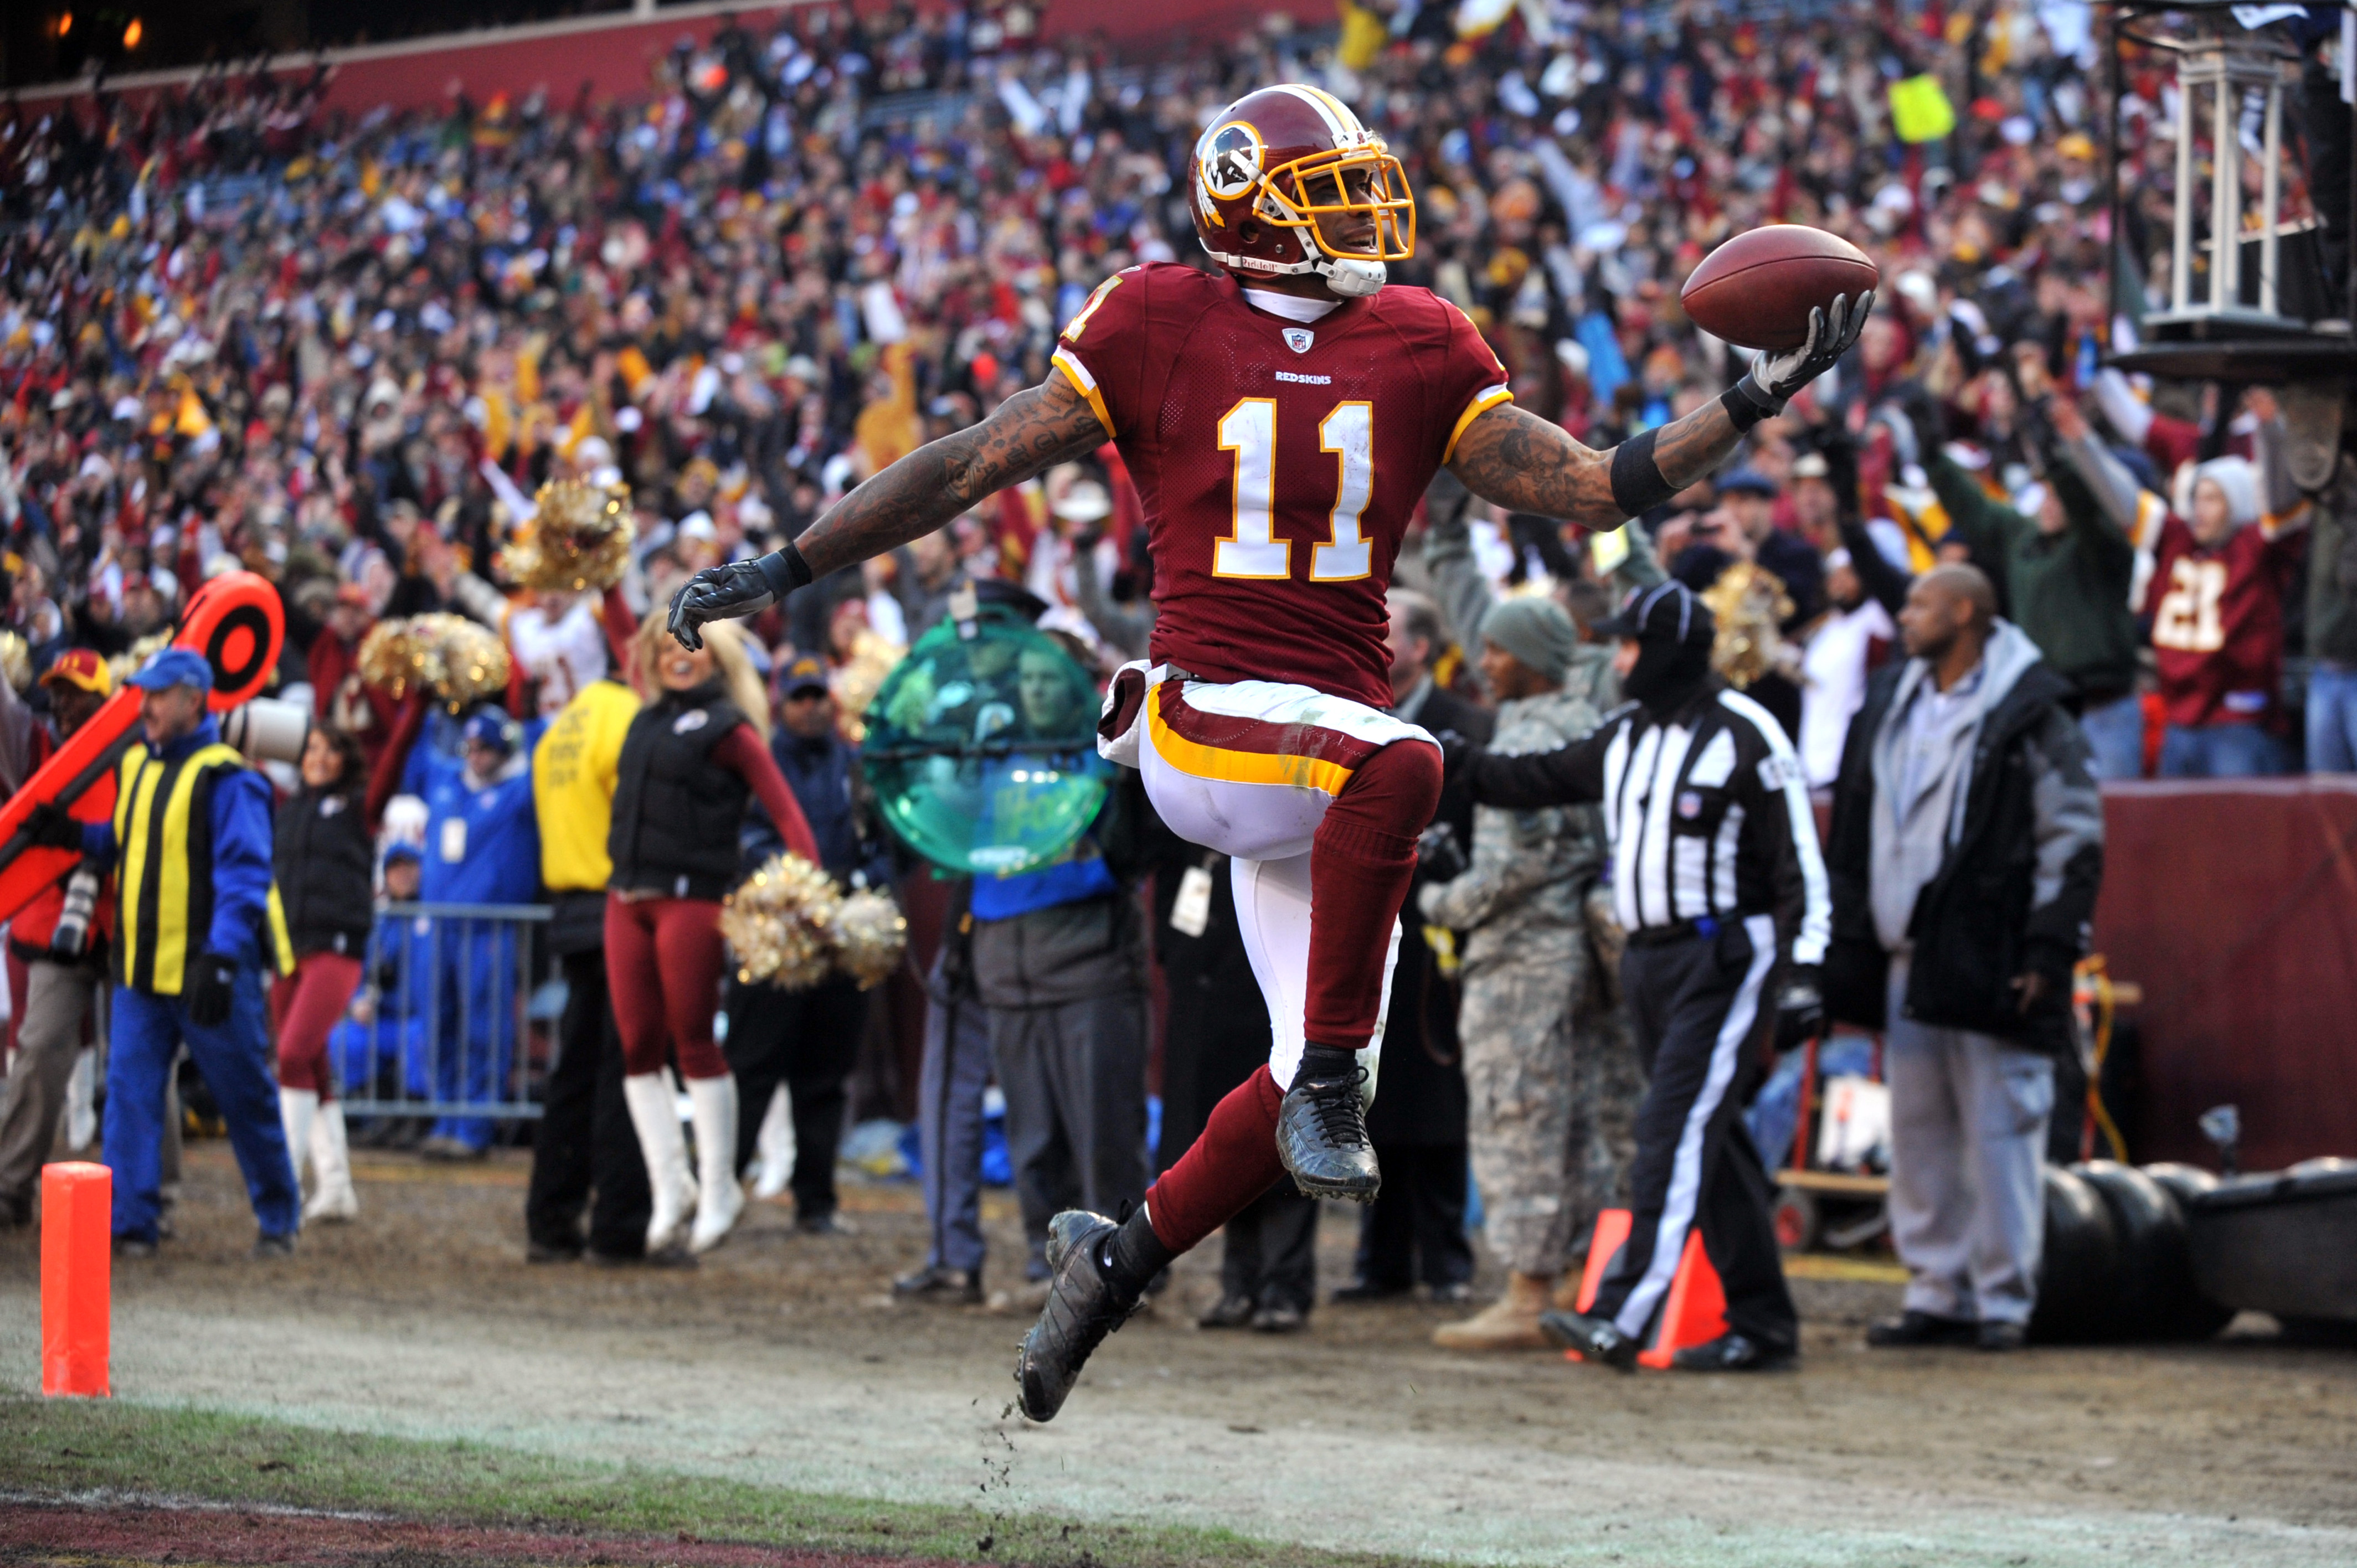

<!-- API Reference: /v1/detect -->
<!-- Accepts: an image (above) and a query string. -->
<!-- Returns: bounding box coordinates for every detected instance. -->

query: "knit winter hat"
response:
[1481,596,1581,685]
[2194,456,2262,528]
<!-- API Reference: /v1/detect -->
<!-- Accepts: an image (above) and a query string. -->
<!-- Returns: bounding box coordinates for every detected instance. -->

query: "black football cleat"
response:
[1865,1310,1976,1348]
[1670,1332,1797,1373]
[1013,1210,1141,1422]
[1538,1307,1639,1371]
[1276,1049,1380,1203]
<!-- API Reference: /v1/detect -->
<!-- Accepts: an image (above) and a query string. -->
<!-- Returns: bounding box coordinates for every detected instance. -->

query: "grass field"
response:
[3,1145,2354,1568]
[0,1396,1419,1566]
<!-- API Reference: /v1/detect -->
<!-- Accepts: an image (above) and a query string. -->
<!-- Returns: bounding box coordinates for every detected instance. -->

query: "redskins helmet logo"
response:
[1198,121,1264,200]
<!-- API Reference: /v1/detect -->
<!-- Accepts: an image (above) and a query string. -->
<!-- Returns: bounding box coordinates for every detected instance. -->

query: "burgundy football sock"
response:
[1143,1066,1286,1254]
[1301,737,1443,1051]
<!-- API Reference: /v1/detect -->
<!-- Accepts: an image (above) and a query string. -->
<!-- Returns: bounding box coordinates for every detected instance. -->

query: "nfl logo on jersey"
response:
[1282,327,1315,354]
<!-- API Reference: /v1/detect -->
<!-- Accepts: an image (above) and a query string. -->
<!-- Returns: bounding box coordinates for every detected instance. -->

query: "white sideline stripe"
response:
[1611,912,1778,1342]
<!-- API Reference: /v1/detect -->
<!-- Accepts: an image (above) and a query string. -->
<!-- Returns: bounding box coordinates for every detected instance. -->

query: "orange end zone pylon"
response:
[41,1162,111,1397]
[1566,1207,1729,1370]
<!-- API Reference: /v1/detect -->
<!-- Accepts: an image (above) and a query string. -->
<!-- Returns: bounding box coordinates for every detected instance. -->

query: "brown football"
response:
[1680,225,1880,352]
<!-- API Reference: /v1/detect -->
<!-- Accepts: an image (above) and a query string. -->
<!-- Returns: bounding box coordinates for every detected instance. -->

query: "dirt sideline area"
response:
[1,1142,2354,1567]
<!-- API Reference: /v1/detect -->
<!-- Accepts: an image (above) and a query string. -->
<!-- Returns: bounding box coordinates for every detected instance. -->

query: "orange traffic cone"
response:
[1565,1208,1728,1370]
[41,1162,110,1397]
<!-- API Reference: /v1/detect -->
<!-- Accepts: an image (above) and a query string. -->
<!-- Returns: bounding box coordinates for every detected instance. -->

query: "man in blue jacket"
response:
[400,705,543,1157]
[29,649,300,1255]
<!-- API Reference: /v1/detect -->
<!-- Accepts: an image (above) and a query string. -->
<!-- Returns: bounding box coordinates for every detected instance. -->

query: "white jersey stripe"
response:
[1717,689,1831,966]
[1635,722,1695,930]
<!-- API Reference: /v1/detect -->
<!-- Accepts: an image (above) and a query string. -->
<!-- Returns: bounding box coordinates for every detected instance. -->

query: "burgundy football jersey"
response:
[1052,263,1510,708]
[2146,510,2305,728]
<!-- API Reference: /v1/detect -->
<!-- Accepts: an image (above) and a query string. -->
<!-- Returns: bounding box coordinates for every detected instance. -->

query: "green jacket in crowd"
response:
[1927,451,2142,704]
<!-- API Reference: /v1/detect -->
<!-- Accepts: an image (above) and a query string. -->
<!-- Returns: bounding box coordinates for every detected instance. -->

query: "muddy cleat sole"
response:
[1275,1060,1381,1203]
[1012,1210,1141,1422]
[1539,1307,1639,1371]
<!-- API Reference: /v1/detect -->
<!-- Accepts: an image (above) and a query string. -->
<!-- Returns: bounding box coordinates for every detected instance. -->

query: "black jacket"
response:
[608,682,753,900]
[1466,682,1830,974]
[1368,682,1488,1148]
[274,784,374,957]
[1821,657,2104,1056]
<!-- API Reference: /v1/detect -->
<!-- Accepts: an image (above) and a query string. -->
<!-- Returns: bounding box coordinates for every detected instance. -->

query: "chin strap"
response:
[1319,258,1387,297]
[1200,235,1387,297]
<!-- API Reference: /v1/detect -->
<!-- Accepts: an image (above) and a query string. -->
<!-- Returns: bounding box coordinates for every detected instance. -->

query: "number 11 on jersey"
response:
[1213,398,1375,583]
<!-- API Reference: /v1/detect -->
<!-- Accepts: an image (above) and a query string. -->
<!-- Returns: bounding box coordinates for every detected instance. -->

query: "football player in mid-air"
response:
[671,84,1869,1420]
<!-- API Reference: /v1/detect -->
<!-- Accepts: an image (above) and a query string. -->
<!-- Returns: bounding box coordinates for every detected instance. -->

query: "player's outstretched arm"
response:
[1446,291,1871,532]
[668,372,1109,648]
[1445,400,1735,529]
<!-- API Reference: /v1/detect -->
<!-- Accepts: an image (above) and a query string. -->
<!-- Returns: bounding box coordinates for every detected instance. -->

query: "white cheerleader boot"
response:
[622,1071,698,1253]
[750,1084,795,1200]
[277,1087,318,1201]
[303,1101,359,1223]
[685,1073,744,1254]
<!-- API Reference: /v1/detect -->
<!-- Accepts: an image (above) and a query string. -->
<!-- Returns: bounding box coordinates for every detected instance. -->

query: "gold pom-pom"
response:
[1701,561,1794,691]
[107,631,173,692]
[0,631,33,694]
[506,479,635,592]
[720,853,842,992]
[831,888,908,991]
[358,613,513,711]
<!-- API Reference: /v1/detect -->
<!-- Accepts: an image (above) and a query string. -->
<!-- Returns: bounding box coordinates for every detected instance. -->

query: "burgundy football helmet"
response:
[1189,84,1415,298]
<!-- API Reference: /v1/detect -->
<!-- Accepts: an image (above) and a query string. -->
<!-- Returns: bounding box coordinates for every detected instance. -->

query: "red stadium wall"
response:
[11,0,1337,115]
[2091,780,2357,1172]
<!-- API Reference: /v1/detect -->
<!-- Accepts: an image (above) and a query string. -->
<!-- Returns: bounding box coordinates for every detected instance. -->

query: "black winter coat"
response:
[1822,657,2103,1056]
[608,682,752,900]
[1366,683,1489,1147]
[275,784,375,957]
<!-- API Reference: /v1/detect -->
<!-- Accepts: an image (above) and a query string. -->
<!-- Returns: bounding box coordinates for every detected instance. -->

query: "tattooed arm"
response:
[1445,399,1744,528]
[667,371,1109,648]
[1448,290,1873,533]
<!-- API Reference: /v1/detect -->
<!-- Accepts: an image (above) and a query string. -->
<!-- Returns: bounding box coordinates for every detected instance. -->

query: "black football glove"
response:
[666,545,811,651]
[23,800,86,851]
[1733,291,1875,416]
[1771,967,1826,1054]
[186,951,237,1029]
[1414,821,1467,884]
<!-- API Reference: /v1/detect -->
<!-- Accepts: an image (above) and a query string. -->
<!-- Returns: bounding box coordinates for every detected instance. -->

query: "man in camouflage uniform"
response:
[1419,597,1643,1350]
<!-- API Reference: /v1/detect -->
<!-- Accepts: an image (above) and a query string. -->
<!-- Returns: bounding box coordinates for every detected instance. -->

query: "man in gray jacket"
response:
[1822,565,2104,1352]
[1419,598,1641,1351]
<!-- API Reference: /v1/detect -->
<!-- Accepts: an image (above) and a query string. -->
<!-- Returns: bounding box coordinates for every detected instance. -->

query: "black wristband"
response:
[1609,427,1677,518]
[756,541,813,599]
[1721,376,1782,434]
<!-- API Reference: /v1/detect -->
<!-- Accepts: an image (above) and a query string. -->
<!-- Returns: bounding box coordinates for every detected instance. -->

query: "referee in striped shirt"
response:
[1445,581,1830,1372]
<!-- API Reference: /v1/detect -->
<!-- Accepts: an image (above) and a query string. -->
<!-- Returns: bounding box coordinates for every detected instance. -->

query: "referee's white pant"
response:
[1588,912,1798,1353]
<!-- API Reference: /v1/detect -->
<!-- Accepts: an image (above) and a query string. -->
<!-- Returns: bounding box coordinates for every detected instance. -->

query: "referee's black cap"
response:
[1592,581,1716,647]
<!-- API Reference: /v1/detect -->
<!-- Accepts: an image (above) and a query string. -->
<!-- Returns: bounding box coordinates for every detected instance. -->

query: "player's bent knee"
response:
[1338,736,1443,831]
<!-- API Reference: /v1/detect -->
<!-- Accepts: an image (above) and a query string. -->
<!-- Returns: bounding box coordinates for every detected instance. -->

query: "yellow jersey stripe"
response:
[1443,384,1514,463]
[1146,694,1355,797]
[150,750,217,994]
[1051,349,1116,439]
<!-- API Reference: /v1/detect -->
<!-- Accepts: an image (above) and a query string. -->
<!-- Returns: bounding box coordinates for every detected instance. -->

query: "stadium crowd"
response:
[0,0,2349,1339]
